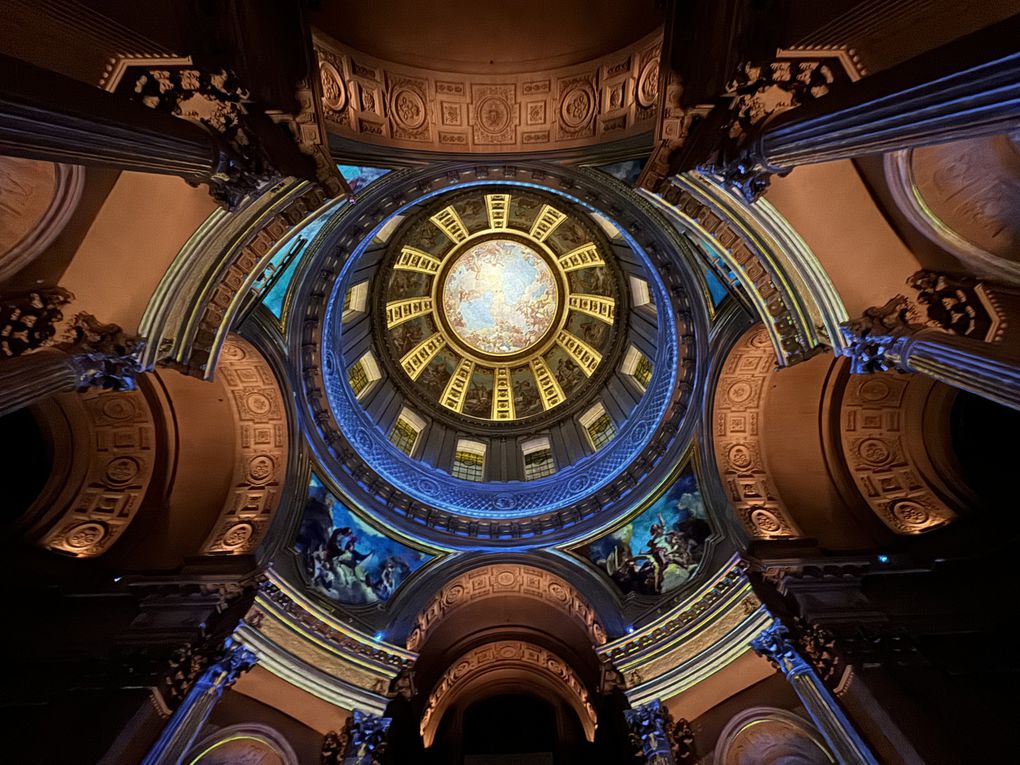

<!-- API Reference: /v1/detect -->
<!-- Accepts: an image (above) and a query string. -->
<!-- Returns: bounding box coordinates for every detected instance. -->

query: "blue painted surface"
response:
[320,178,681,520]
[594,159,645,186]
[295,475,432,604]
[581,465,710,596]
[704,268,730,307]
[338,164,391,192]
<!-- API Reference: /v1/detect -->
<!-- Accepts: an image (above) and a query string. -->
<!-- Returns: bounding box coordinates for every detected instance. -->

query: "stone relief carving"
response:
[1,286,73,358]
[838,296,923,374]
[200,336,289,555]
[406,564,606,652]
[885,133,1020,283]
[62,312,145,391]
[314,30,663,153]
[839,370,956,534]
[712,327,800,539]
[132,67,281,211]
[657,182,811,364]
[169,183,328,380]
[907,269,1004,341]
[38,385,157,557]
[0,158,84,282]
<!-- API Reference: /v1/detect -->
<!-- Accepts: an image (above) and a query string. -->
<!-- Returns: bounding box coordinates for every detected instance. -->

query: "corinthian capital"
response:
[838,296,923,374]
[61,313,145,391]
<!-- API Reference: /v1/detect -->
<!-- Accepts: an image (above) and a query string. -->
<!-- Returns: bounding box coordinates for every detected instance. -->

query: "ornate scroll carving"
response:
[420,640,596,747]
[626,700,680,764]
[63,313,145,392]
[838,296,922,374]
[406,564,606,652]
[132,67,280,212]
[200,336,289,554]
[712,327,799,538]
[1,287,73,358]
[840,371,956,534]
[908,270,1003,341]
[314,30,662,153]
[38,386,157,557]
[702,60,835,202]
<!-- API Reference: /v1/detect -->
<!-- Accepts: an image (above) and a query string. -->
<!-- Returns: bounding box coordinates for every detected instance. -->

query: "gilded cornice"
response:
[597,556,769,705]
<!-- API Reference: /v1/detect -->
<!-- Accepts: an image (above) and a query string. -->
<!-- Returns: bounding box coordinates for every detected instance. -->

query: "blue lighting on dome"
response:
[316,175,684,521]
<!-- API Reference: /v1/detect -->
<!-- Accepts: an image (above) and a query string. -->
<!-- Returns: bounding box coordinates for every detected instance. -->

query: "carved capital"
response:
[133,67,281,211]
[61,313,145,391]
[838,296,923,374]
[625,700,676,763]
[751,622,809,676]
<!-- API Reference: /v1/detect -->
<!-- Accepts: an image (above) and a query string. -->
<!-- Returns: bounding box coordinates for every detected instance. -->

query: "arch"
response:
[24,385,157,558]
[198,334,289,554]
[0,158,84,282]
[419,640,597,747]
[714,707,833,765]
[711,325,801,539]
[185,723,298,765]
[406,562,607,651]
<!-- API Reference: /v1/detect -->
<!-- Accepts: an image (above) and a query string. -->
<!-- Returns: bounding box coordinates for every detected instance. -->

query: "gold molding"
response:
[385,296,433,328]
[400,333,447,379]
[568,294,616,323]
[485,193,511,230]
[529,204,566,242]
[557,242,604,271]
[556,329,602,376]
[491,366,516,420]
[430,205,470,244]
[395,245,442,274]
[439,358,475,413]
[530,356,566,410]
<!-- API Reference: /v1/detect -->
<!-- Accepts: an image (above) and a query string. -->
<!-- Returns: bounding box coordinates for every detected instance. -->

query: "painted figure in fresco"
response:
[587,477,711,597]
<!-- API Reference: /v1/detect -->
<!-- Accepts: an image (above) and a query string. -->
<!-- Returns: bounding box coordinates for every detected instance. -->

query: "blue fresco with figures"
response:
[580,465,711,596]
[338,164,391,192]
[295,475,431,604]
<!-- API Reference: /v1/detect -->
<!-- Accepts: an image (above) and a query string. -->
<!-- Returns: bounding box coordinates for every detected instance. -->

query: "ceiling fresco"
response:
[295,474,433,605]
[575,464,710,597]
[376,186,624,424]
[442,239,558,355]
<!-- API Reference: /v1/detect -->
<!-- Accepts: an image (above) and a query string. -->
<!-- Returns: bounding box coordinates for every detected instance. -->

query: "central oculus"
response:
[441,239,558,356]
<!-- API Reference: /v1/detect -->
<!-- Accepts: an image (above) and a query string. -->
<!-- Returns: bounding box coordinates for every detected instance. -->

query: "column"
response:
[717,15,1020,200]
[322,710,392,765]
[0,53,223,181]
[839,300,1020,411]
[751,622,880,765]
[625,700,676,765]
[0,314,144,418]
[141,637,257,765]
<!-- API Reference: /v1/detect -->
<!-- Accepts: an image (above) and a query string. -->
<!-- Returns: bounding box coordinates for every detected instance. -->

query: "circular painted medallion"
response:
[441,239,558,355]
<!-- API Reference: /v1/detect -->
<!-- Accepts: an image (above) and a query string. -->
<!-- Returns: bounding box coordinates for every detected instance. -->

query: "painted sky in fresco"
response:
[295,475,431,605]
[442,239,558,355]
[582,466,711,597]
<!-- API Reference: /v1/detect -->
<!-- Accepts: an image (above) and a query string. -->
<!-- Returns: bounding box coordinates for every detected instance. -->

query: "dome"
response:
[292,163,706,547]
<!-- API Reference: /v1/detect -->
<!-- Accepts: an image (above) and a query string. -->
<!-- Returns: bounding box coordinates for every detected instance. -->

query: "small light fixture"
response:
[374,632,385,642]
[626,625,635,634]
[877,554,890,564]
[113,576,123,583]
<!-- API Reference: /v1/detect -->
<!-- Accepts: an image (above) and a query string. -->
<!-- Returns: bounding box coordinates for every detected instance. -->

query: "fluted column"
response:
[0,54,223,181]
[141,638,256,765]
[0,315,144,418]
[752,622,879,765]
[718,15,1020,200]
[839,302,1020,411]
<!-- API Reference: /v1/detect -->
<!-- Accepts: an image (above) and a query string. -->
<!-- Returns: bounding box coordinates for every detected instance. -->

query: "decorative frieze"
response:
[314,30,663,153]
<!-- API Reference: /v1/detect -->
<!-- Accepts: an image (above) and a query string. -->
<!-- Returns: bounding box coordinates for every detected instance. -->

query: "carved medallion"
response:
[320,60,347,112]
[105,456,141,485]
[391,86,427,130]
[637,60,659,108]
[65,522,107,549]
[476,96,512,133]
[560,85,595,129]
